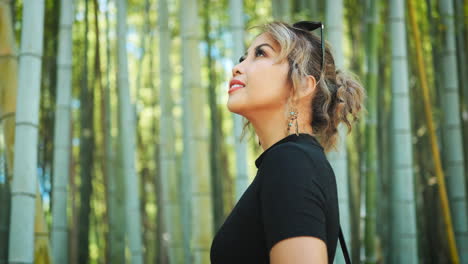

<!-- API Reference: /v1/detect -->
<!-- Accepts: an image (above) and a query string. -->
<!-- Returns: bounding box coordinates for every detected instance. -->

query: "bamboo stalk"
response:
[325,1,352,263]
[389,0,419,261]
[8,0,45,262]
[407,0,459,263]
[364,0,379,262]
[116,0,144,262]
[51,0,74,263]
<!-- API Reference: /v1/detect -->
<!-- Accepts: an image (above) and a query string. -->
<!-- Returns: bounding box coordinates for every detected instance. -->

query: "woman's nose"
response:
[232,62,243,77]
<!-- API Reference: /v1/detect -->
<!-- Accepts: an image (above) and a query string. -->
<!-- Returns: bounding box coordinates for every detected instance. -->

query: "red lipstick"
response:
[229,79,246,94]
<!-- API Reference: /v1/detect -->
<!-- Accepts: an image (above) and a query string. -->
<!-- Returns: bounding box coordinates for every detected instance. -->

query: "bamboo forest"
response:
[0,0,467,263]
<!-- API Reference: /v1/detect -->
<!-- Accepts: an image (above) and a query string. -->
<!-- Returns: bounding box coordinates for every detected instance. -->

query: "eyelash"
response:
[238,48,265,63]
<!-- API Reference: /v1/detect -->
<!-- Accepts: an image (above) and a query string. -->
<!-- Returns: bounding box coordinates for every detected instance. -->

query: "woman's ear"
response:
[299,75,316,99]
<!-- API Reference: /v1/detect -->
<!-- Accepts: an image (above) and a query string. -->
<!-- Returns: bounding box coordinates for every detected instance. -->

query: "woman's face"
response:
[227,33,291,118]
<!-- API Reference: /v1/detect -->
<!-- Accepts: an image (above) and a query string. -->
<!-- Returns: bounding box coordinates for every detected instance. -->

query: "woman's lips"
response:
[229,79,246,94]
[228,85,244,94]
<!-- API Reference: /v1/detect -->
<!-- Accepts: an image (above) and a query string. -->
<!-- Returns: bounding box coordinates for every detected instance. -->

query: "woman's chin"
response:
[226,97,245,115]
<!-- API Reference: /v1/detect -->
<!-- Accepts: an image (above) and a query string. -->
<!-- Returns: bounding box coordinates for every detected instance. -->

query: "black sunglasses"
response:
[292,21,325,75]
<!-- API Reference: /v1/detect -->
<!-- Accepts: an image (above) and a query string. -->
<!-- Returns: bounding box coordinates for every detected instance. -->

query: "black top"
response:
[210,133,340,263]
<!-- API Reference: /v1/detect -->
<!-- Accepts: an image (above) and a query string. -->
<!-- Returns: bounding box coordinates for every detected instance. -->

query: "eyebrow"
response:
[243,43,276,56]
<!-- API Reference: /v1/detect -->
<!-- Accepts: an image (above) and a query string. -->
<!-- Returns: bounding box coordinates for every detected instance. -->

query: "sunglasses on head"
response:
[292,21,325,75]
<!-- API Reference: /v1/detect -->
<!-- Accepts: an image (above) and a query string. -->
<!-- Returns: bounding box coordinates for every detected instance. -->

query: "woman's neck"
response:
[249,108,313,151]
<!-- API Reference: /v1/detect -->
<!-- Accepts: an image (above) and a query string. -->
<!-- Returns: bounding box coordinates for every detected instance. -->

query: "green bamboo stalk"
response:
[180,0,214,262]
[7,0,45,263]
[77,0,93,262]
[51,0,74,263]
[271,0,291,22]
[439,0,468,261]
[104,1,125,263]
[407,0,460,262]
[364,0,379,263]
[389,0,418,262]
[116,0,144,262]
[204,0,221,232]
[453,0,468,112]
[0,1,17,262]
[325,1,352,263]
[158,0,184,262]
[0,0,18,177]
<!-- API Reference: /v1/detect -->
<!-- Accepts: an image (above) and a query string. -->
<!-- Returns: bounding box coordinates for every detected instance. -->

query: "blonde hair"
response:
[240,21,366,153]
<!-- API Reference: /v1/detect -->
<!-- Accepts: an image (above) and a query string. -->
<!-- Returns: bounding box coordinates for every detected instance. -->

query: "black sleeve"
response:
[259,144,327,253]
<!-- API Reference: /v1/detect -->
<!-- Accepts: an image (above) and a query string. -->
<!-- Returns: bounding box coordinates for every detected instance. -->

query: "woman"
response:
[210,21,365,264]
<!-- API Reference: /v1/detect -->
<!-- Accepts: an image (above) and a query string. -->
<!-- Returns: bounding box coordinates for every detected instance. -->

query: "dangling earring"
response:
[287,107,299,136]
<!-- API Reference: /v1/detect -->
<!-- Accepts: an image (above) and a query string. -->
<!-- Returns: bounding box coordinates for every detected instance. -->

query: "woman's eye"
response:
[255,49,265,57]
[238,49,264,63]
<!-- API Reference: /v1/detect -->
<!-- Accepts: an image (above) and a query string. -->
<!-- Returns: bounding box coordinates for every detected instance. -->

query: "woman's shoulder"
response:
[259,140,336,192]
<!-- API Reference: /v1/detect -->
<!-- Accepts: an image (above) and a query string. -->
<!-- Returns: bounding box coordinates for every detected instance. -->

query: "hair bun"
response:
[334,69,345,103]
[334,69,366,128]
